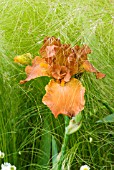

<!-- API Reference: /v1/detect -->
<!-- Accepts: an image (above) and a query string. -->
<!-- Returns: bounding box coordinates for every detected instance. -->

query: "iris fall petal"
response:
[20,56,50,84]
[82,60,105,79]
[42,78,85,118]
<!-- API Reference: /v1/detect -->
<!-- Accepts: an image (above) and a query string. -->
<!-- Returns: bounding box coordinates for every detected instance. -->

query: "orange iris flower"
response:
[15,37,105,118]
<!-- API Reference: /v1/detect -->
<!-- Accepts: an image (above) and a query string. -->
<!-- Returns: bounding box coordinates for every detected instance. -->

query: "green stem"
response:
[58,116,70,170]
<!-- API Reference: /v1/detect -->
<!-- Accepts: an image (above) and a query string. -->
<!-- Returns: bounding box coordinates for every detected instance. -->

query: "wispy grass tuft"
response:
[0,0,114,169]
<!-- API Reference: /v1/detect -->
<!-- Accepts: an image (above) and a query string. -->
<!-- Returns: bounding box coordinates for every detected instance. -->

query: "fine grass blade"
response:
[52,135,58,170]
[38,119,51,169]
[96,113,114,123]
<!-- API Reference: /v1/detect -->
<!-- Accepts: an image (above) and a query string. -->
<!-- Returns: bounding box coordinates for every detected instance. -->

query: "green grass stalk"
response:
[58,116,70,170]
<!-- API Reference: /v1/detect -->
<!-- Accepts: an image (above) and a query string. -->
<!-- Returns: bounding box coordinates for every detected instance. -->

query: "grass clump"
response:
[0,0,114,169]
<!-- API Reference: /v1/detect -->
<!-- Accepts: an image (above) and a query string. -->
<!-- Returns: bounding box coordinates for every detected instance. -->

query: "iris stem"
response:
[58,116,70,170]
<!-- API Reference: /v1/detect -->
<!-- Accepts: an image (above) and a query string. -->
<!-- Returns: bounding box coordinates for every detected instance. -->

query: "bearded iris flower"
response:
[15,37,105,118]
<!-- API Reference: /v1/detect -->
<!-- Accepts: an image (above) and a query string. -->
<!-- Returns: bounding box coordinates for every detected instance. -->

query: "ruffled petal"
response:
[42,78,85,118]
[40,37,61,62]
[82,60,97,72]
[82,60,106,79]
[73,45,91,61]
[20,56,50,84]
[50,64,71,82]
[95,72,106,79]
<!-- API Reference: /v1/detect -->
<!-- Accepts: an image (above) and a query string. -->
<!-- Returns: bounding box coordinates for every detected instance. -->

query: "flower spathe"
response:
[15,36,105,118]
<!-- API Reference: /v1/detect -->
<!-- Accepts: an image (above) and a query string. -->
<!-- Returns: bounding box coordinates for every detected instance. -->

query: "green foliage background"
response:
[0,0,114,169]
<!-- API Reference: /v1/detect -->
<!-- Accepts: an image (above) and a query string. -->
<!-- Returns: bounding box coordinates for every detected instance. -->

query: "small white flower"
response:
[1,162,16,170]
[1,162,11,170]
[0,151,5,158]
[80,165,90,170]
[89,137,93,143]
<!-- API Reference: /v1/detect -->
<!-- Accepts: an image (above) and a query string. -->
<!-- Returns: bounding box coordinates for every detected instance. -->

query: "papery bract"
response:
[42,78,85,118]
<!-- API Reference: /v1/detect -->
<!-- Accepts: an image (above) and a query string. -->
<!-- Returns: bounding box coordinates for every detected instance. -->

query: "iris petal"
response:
[42,78,85,118]
[20,56,50,84]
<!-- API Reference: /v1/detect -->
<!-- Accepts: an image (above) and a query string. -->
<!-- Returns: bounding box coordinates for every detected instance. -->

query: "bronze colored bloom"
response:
[15,36,105,117]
